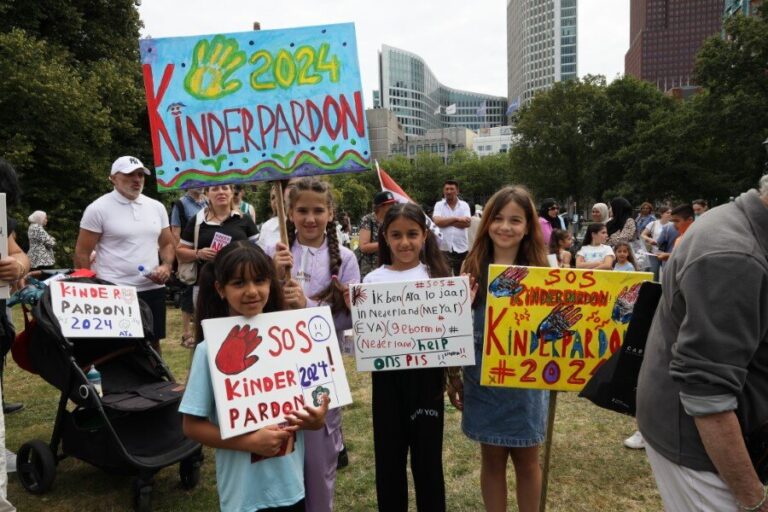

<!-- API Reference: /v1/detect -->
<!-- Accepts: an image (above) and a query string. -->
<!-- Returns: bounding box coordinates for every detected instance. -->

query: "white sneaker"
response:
[624,431,645,449]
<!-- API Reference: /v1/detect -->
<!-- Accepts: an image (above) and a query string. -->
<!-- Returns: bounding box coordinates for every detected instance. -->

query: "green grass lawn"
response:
[4,307,662,511]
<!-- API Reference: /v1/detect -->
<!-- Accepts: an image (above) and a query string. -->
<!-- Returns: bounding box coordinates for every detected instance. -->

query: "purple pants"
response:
[303,408,342,512]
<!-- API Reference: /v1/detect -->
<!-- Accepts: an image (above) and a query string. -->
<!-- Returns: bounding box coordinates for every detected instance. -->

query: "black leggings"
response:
[372,368,446,512]
[261,498,305,512]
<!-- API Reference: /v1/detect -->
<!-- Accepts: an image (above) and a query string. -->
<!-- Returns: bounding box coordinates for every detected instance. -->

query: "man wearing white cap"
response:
[74,156,175,349]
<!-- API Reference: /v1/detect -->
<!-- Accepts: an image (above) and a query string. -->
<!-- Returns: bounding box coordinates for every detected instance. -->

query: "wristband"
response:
[740,487,768,512]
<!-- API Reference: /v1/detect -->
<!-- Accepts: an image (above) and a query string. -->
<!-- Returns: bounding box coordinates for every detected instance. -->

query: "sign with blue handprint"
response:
[481,265,651,392]
[139,23,370,191]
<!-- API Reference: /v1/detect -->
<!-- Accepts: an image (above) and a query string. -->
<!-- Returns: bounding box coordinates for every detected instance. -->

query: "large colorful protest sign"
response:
[50,281,144,338]
[202,306,352,439]
[350,277,474,372]
[481,266,652,392]
[139,23,370,191]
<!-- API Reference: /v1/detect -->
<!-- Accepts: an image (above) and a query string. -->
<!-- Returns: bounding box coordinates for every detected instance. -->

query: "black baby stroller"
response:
[16,277,203,511]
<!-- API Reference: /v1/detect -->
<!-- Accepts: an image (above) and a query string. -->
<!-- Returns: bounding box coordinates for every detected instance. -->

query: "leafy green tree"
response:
[0,29,113,260]
[509,77,606,206]
[690,8,768,199]
[0,1,148,262]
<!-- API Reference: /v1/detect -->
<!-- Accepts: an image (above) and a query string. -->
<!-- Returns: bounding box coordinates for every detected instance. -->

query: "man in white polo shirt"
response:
[432,179,471,276]
[74,156,175,350]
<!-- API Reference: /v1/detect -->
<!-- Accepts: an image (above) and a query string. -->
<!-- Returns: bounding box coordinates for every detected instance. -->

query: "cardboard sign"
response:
[0,194,8,299]
[481,266,652,392]
[50,281,144,338]
[210,231,232,251]
[140,23,370,191]
[202,306,352,439]
[350,277,474,371]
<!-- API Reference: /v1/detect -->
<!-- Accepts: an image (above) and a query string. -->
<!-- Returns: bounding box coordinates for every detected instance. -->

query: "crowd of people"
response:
[0,152,766,512]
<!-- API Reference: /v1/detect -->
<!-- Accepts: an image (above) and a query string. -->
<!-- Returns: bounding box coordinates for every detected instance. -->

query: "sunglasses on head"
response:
[549,206,559,210]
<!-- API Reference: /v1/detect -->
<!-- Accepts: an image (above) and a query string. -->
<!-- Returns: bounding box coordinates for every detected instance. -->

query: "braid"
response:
[313,220,347,315]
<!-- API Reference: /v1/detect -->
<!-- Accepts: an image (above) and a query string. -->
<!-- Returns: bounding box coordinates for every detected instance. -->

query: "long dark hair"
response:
[194,241,284,343]
[583,222,606,246]
[462,186,548,301]
[606,197,632,236]
[0,158,21,205]
[538,197,560,231]
[286,177,347,315]
[378,203,450,278]
[549,229,570,255]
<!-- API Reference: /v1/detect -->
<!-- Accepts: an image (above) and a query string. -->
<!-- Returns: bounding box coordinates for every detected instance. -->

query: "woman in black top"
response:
[176,184,259,290]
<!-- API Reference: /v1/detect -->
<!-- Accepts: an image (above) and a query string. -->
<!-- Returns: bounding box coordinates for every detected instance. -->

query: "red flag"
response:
[377,164,413,204]
[375,162,441,239]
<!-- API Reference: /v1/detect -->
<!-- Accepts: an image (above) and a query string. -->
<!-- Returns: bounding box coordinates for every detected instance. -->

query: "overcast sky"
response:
[138,0,629,106]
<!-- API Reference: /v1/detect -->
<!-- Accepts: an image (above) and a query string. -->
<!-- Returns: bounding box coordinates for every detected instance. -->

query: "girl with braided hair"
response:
[268,177,360,512]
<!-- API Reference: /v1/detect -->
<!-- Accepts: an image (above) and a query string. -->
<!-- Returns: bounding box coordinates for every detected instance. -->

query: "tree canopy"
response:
[0,0,148,260]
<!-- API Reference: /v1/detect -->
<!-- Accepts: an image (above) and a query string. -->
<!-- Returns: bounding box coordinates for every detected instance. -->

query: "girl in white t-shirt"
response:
[363,203,452,512]
[576,223,614,270]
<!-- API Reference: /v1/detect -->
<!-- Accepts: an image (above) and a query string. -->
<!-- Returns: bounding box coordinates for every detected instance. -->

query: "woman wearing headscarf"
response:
[591,202,609,224]
[606,197,636,248]
[27,210,56,270]
[538,198,564,245]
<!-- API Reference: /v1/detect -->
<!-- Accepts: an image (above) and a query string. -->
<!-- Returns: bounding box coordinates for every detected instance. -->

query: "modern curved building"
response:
[378,45,507,138]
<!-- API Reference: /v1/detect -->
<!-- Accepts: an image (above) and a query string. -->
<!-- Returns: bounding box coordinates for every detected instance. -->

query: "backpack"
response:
[174,199,189,230]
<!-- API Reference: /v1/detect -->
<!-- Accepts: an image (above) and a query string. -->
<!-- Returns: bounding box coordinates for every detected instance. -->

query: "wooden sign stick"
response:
[274,180,292,277]
[538,390,558,512]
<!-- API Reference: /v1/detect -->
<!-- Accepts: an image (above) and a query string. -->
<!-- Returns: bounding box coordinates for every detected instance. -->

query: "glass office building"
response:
[507,0,578,108]
[378,45,507,138]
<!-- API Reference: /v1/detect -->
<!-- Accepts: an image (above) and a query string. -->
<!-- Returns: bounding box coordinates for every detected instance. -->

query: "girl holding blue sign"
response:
[457,186,550,512]
[364,202,453,512]
[180,241,329,512]
[269,177,360,512]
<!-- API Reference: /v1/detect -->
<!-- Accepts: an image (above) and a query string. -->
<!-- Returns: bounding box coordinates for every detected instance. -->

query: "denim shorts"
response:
[462,332,549,447]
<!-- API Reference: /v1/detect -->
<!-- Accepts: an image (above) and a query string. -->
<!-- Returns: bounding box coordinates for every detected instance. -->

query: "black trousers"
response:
[261,499,304,512]
[372,368,446,512]
[442,251,467,276]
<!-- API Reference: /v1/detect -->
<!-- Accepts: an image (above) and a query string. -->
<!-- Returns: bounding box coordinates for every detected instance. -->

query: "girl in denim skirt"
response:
[454,186,550,512]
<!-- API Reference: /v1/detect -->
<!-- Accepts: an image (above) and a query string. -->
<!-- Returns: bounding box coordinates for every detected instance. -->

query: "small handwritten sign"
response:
[481,265,652,392]
[210,231,232,252]
[50,281,144,338]
[350,277,474,371]
[203,306,352,439]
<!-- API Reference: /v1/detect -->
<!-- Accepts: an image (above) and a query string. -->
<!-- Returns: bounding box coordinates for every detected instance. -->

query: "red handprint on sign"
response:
[215,325,263,375]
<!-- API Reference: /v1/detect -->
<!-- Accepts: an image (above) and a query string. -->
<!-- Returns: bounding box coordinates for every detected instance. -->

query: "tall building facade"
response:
[507,0,578,108]
[378,45,507,138]
[724,0,762,17]
[625,0,724,91]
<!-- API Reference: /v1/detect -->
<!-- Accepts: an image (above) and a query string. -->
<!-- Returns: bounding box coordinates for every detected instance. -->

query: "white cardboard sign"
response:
[50,281,144,338]
[351,276,475,372]
[202,306,352,440]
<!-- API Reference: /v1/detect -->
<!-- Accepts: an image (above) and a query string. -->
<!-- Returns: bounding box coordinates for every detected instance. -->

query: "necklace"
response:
[208,209,230,223]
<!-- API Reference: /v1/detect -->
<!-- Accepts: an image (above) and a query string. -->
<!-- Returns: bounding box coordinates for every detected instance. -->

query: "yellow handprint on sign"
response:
[184,35,246,100]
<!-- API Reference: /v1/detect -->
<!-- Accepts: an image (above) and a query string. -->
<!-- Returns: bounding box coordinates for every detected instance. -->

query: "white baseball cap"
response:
[110,156,150,176]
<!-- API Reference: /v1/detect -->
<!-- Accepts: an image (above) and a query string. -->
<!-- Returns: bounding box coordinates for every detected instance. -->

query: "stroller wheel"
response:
[132,479,153,512]
[17,440,56,494]
[179,452,203,489]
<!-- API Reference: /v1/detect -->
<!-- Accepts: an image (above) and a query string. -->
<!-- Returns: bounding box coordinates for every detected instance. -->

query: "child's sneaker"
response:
[623,431,645,449]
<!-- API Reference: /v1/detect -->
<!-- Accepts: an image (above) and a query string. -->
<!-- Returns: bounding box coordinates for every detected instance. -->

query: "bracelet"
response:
[739,487,768,512]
